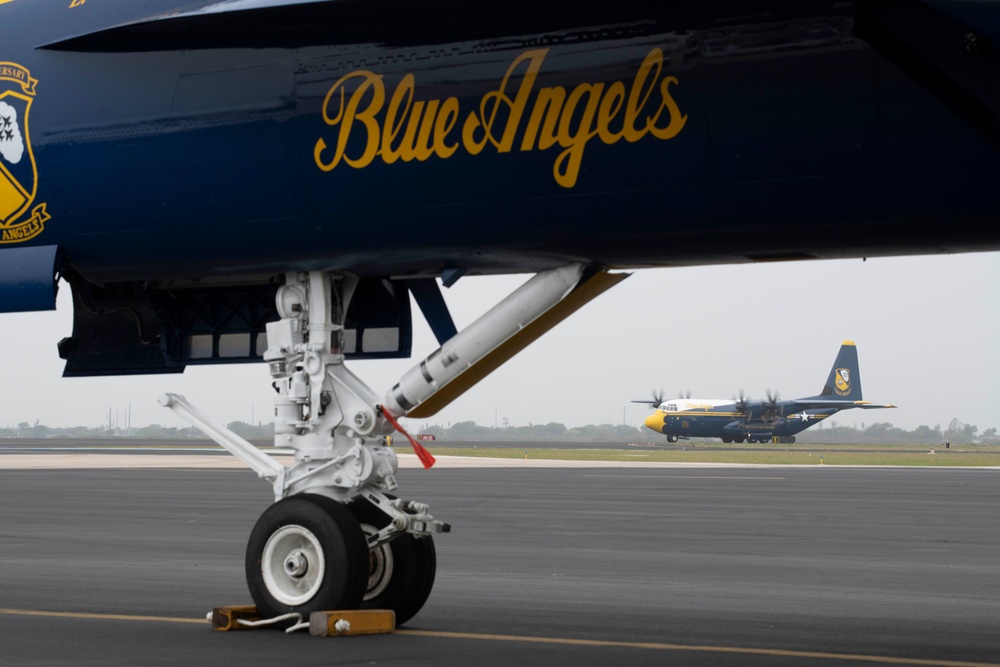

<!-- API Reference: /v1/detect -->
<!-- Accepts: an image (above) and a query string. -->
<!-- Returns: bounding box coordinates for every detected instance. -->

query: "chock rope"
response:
[236,612,309,633]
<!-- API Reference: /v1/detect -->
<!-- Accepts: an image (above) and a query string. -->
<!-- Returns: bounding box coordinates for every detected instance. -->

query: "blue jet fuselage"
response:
[3,0,1000,288]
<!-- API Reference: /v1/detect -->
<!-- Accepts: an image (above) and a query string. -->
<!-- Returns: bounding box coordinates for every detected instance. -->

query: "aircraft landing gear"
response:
[162,270,452,626]
[665,434,678,443]
[162,264,604,627]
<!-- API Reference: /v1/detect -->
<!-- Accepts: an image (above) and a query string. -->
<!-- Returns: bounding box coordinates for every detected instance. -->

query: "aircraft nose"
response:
[644,413,664,431]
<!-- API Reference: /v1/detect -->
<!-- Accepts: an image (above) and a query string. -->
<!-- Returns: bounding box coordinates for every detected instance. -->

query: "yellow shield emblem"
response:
[0,62,49,244]
[834,368,851,396]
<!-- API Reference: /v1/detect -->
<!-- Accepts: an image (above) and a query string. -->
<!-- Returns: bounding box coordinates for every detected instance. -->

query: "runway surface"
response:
[0,450,998,666]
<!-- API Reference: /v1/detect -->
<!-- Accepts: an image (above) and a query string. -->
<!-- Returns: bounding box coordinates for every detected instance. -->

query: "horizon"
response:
[1,253,997,436]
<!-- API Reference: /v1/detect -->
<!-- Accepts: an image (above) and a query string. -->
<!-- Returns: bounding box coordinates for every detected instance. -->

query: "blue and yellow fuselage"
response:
[643,401,836,443]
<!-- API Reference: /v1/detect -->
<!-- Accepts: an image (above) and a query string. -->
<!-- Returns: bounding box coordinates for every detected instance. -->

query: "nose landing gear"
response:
[164,264,622,627]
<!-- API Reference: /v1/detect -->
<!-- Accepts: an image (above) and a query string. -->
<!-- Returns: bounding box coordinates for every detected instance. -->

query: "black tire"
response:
[348,498,436,627]
[246,494,368,620]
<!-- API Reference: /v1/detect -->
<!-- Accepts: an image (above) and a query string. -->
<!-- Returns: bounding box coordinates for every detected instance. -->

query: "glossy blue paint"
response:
[0,245,60,312]
[0,0,996,294]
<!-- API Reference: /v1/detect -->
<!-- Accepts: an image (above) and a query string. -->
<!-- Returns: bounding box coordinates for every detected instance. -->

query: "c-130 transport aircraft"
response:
[637,341,897,444]
[2,0,1000,627]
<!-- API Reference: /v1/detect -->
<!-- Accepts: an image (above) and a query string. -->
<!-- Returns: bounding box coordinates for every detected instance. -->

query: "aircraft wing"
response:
[791,400,897,410]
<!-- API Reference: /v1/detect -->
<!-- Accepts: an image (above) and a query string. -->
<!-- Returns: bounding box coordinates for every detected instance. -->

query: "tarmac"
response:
[1,445,998,666]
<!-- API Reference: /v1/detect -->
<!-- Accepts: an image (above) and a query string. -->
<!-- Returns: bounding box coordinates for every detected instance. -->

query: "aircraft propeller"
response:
[764,388,781,418]
[734,389,749,414]
[678,389,692,399]
[631,388,665,407]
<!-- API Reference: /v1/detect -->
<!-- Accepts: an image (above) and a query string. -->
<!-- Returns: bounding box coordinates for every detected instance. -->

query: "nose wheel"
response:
[246,495,369,619]
[349,498,437,627]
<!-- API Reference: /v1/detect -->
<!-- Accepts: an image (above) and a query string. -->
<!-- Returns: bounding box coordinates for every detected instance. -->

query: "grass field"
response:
[424,444,1000,467]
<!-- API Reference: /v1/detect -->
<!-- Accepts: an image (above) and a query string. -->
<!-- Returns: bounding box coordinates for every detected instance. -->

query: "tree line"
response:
[418,418,995,445]
[0,418,994,445]
[0,420,272,440]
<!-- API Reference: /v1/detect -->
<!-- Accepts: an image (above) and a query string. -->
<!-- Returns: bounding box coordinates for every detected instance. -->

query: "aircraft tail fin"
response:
[816,340,864,402]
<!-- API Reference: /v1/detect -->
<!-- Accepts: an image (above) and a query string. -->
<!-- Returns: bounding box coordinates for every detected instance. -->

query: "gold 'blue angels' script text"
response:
[314,48,687,188]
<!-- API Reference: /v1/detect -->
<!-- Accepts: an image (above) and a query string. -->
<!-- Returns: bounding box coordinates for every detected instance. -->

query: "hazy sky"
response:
[1,251,997,435]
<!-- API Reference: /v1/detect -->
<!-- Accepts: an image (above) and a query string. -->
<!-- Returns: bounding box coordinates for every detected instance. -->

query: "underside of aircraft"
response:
[2,0,1000,626]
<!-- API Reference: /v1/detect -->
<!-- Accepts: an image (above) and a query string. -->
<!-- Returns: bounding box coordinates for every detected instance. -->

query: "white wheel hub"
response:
[361,523,394,601]
[262,525,326,606]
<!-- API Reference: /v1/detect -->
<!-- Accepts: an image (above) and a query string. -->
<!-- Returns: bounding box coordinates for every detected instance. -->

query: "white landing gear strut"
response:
[161,262,617,626]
